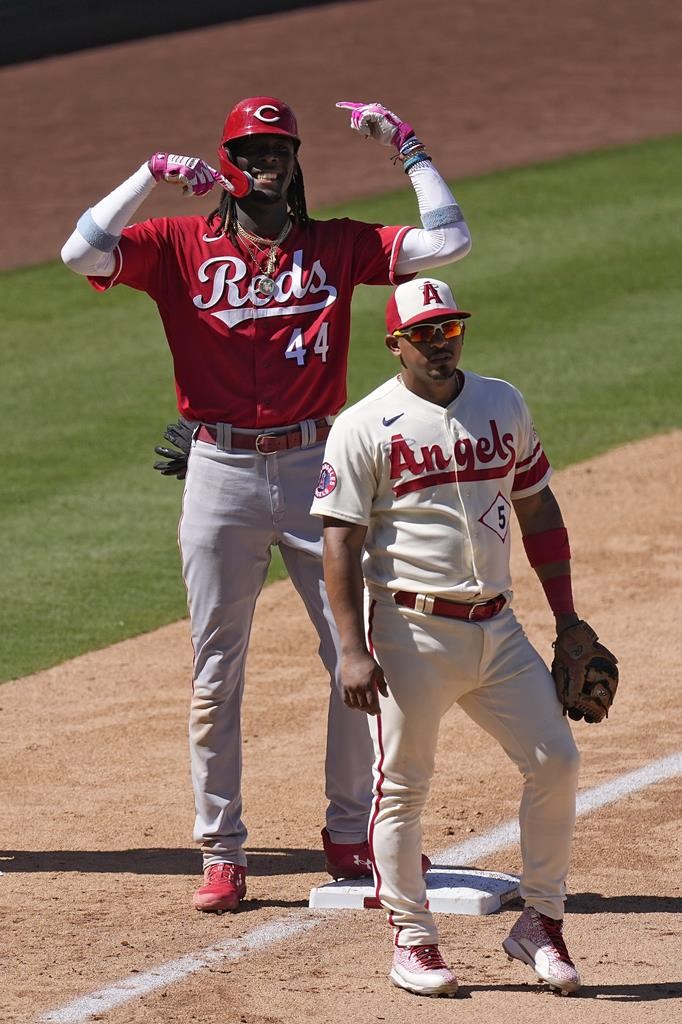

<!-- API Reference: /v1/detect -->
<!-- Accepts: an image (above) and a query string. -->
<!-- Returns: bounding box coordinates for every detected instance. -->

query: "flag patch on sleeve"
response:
[315,462,338,498]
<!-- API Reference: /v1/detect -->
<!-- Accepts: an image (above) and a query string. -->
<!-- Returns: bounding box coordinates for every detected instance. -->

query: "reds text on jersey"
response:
[310,371,552,599]
[88,216,411,427]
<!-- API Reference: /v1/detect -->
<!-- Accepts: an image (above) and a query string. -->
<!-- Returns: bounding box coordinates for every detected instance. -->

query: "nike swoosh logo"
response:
[382,413,404,427]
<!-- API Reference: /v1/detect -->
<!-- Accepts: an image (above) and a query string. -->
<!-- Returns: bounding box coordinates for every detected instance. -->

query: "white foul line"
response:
[38,749,682,1023]
[436,749,682,866]
[38,918,319,1023]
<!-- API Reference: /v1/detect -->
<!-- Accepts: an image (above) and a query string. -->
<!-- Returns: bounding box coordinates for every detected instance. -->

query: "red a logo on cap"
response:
[421,281,442,306]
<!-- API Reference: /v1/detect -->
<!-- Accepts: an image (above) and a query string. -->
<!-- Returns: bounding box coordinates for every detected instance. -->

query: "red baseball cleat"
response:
[321,828,431,880]
[390,944,459,997]
[503,907,581,994]
[322,828,373,879]
[192,862,246,914]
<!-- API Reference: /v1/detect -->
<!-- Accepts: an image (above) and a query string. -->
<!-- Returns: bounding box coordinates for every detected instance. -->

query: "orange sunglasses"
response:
[393,319,466,343]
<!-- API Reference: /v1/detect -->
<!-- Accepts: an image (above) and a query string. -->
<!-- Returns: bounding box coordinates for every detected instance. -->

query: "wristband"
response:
[399,136,426,158]
[541,575,575,616]
[522,527,570,567]
[403,153,432,173]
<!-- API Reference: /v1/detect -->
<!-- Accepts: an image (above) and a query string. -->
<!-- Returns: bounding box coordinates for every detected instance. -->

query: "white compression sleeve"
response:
[394,161,472,274]
[61,163,157,277]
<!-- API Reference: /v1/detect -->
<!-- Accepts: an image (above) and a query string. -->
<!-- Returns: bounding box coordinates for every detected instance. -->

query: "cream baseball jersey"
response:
[311,371,552,599]
[88,216,411,427]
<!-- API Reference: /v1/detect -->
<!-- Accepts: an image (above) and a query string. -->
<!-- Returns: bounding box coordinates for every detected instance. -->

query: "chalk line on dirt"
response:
[436,751,682,865]
[38,750,682,1023]
[37,918,320,1024]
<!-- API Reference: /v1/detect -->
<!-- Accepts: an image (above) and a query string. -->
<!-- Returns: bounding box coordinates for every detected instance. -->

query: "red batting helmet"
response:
[219,97,300,179]
[221,96,300,146]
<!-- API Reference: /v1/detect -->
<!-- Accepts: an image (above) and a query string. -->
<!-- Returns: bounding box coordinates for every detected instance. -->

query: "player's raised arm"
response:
[336,100,471,273]
[60,152,252,277]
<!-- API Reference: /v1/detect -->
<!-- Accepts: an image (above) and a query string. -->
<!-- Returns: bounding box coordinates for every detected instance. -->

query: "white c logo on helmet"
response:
[254,105,281,124]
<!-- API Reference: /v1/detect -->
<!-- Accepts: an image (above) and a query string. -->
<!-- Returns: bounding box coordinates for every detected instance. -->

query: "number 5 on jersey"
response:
[285,324,329,366]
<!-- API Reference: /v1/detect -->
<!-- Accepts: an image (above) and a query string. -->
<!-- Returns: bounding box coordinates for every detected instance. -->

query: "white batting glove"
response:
[148,153,219,198]
[336,101,415,151]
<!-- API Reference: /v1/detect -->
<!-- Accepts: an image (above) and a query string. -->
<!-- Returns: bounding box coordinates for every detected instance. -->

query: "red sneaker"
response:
[321,828,431,880]
[322,828,373,879]
[192,863,246,914]
[503,907,581,994]
[390,944,459,997]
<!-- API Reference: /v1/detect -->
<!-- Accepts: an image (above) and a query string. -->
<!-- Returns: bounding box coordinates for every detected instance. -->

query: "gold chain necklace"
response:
[236,219,292,298]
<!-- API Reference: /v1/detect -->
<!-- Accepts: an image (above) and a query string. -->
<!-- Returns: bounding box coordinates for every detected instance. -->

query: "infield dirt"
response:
[1,3,681,1022]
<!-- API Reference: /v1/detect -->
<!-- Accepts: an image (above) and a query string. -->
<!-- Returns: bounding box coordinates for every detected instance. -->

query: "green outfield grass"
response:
[1,135,680,682]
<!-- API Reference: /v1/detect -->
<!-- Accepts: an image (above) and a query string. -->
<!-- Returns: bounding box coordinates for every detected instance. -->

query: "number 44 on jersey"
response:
[285,324,330,365]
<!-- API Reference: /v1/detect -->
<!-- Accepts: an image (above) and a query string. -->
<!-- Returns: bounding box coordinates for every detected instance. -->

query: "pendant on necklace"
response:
[253,274,276,298]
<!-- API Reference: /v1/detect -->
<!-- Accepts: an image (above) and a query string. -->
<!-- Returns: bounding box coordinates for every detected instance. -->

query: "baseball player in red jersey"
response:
[61,98,472,913]
[312,277,595,997]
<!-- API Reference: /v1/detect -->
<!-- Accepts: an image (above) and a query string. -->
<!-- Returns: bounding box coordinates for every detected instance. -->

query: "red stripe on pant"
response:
[365,598,430,939]
[365,601,403,941]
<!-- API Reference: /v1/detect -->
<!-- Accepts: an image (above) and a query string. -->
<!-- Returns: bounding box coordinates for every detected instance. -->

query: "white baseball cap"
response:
[386,277,471,333]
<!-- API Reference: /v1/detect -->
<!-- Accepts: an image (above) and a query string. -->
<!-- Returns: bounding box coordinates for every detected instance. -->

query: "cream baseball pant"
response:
[180,437,374,868]
[366,596,580,948]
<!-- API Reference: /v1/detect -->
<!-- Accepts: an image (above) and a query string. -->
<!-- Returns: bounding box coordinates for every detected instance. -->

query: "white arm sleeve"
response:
[60,163,157,277]
[395,161,472,275]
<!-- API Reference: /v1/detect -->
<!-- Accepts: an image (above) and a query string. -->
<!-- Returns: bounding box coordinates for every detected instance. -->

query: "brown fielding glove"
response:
[551,620,619,723]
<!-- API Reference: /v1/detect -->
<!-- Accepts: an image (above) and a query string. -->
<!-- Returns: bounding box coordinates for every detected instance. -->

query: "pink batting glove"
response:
[336,101,415,151]
[148,153,219,198]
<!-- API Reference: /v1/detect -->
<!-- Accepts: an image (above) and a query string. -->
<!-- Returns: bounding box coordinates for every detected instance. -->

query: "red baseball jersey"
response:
[89,216,412,427]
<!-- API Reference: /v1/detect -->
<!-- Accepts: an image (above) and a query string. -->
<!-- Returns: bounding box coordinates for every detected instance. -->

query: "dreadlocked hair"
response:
[207,160,310,240]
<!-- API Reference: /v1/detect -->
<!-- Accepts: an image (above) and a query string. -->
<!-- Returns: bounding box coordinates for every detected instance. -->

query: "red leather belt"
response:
[393,591,506,621]
[196,419,331,455]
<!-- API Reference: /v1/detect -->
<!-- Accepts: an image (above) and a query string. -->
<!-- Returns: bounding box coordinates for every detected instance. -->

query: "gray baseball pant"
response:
[180,435,374,867]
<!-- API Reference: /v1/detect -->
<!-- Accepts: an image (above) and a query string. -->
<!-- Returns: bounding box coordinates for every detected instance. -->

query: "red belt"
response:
[196,419,331,455]
[393,591,506,621]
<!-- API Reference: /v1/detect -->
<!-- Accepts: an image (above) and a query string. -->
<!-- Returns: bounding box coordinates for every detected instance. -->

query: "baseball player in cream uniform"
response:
[312,278,584,997]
